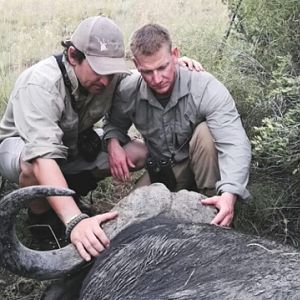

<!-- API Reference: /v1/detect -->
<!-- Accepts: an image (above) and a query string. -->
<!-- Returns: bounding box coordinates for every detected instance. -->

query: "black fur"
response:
[79,216,300,300]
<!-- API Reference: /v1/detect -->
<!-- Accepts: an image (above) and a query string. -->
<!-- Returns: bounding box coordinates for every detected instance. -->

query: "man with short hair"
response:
[104,23,251,226]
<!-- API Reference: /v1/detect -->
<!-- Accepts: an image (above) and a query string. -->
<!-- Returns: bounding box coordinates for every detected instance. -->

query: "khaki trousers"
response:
[135,122,220,194]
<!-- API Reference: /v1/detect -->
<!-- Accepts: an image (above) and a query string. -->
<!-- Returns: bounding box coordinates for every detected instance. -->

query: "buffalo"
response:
[1,184,300,299]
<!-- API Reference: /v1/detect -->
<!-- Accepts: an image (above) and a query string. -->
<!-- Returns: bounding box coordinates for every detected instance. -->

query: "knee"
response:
[125,140,148,170]
[190,122,216,156]
[19,161,38,186]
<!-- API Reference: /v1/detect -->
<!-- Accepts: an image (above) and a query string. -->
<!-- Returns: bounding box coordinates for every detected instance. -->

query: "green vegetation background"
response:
[0,0,299,299]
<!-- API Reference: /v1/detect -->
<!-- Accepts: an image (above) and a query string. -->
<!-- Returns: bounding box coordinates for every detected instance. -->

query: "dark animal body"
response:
[1,184,300,299]
[78,217,300,300]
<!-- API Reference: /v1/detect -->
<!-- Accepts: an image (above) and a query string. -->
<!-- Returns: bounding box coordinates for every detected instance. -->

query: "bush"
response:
[227,0,300,72]
[234,171,300,247]
[221,0,300,130]
[252,56,300,174]
[220,0,300,245]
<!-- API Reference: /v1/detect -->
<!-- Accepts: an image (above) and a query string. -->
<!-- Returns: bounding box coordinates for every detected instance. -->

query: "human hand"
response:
[108,139,135,181]
[201,192,237,227]
[178,56,205,72]
[70,211,118,261]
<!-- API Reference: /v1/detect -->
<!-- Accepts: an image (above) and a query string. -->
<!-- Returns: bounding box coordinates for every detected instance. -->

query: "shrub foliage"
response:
[223,0,300,244]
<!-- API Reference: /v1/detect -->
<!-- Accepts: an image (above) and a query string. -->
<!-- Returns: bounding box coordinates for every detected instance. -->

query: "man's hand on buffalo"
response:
[70,211,118,262]
[201,192,237,227]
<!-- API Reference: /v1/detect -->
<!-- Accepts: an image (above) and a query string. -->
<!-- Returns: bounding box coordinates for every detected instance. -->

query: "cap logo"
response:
[94,37,109,52]
[100,41,108,51]
[94,36,122,53]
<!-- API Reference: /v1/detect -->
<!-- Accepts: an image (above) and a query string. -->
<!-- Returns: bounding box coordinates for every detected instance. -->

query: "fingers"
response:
[109,153,131,181]
[110,157,130,181]
[111,163,129,181]
[220,215,233,227]
[180,56,193,70]
[177,56,187,68]
[74,233,106,262]
[95,211,119,223]
[75,233,106,261]
[74,241,92,262]
[71,212,118,261]
[211,210,233,227]
[108,141,131,181]
[201,197,217,206]
[200,194,235,227]
[90,212,118,249]
[184,58,196,71]
[178,56,205,72]
[192,60,205,72]
[115,156,136,181]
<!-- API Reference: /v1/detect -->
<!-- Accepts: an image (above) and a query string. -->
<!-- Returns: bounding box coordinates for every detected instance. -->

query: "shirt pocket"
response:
[133,108,161,140]
[173,108,198,148]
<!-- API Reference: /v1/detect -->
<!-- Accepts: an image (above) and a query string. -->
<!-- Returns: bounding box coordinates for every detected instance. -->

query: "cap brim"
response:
[86,55,130,75]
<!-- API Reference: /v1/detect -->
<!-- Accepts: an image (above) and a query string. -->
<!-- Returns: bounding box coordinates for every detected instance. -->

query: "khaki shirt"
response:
[104,67,251,200]
[0,55,122,162]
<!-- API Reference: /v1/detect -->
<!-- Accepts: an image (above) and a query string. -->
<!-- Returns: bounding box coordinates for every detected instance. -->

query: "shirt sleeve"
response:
[199,77,251,201]
[13,83,68,161]
[103,84,133,147]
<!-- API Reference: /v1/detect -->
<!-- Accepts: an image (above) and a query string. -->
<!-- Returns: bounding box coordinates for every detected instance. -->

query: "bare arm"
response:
[32,158,80,221]
[31,158,117,261]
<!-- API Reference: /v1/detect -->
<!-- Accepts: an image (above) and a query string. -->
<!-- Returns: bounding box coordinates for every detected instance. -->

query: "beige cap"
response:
[70,16,129,75]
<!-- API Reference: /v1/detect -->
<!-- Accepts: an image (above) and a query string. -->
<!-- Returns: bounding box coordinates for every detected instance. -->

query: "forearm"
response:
[32,158,81,225]
[103,124,131,147]
[107,137,122,152]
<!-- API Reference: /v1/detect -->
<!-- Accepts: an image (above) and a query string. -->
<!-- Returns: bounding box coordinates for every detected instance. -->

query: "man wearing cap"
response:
[0,16,201,260]
[0,16,147,262]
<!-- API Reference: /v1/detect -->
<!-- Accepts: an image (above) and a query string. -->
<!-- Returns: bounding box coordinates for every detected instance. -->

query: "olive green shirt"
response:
[104,67,251,200]
[0,55,122,162]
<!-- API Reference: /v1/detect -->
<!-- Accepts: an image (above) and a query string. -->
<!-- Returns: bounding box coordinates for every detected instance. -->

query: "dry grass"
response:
[0,0,228,113]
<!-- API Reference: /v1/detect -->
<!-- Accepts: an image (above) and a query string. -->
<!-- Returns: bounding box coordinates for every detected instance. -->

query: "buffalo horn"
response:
[0,186,85,280]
